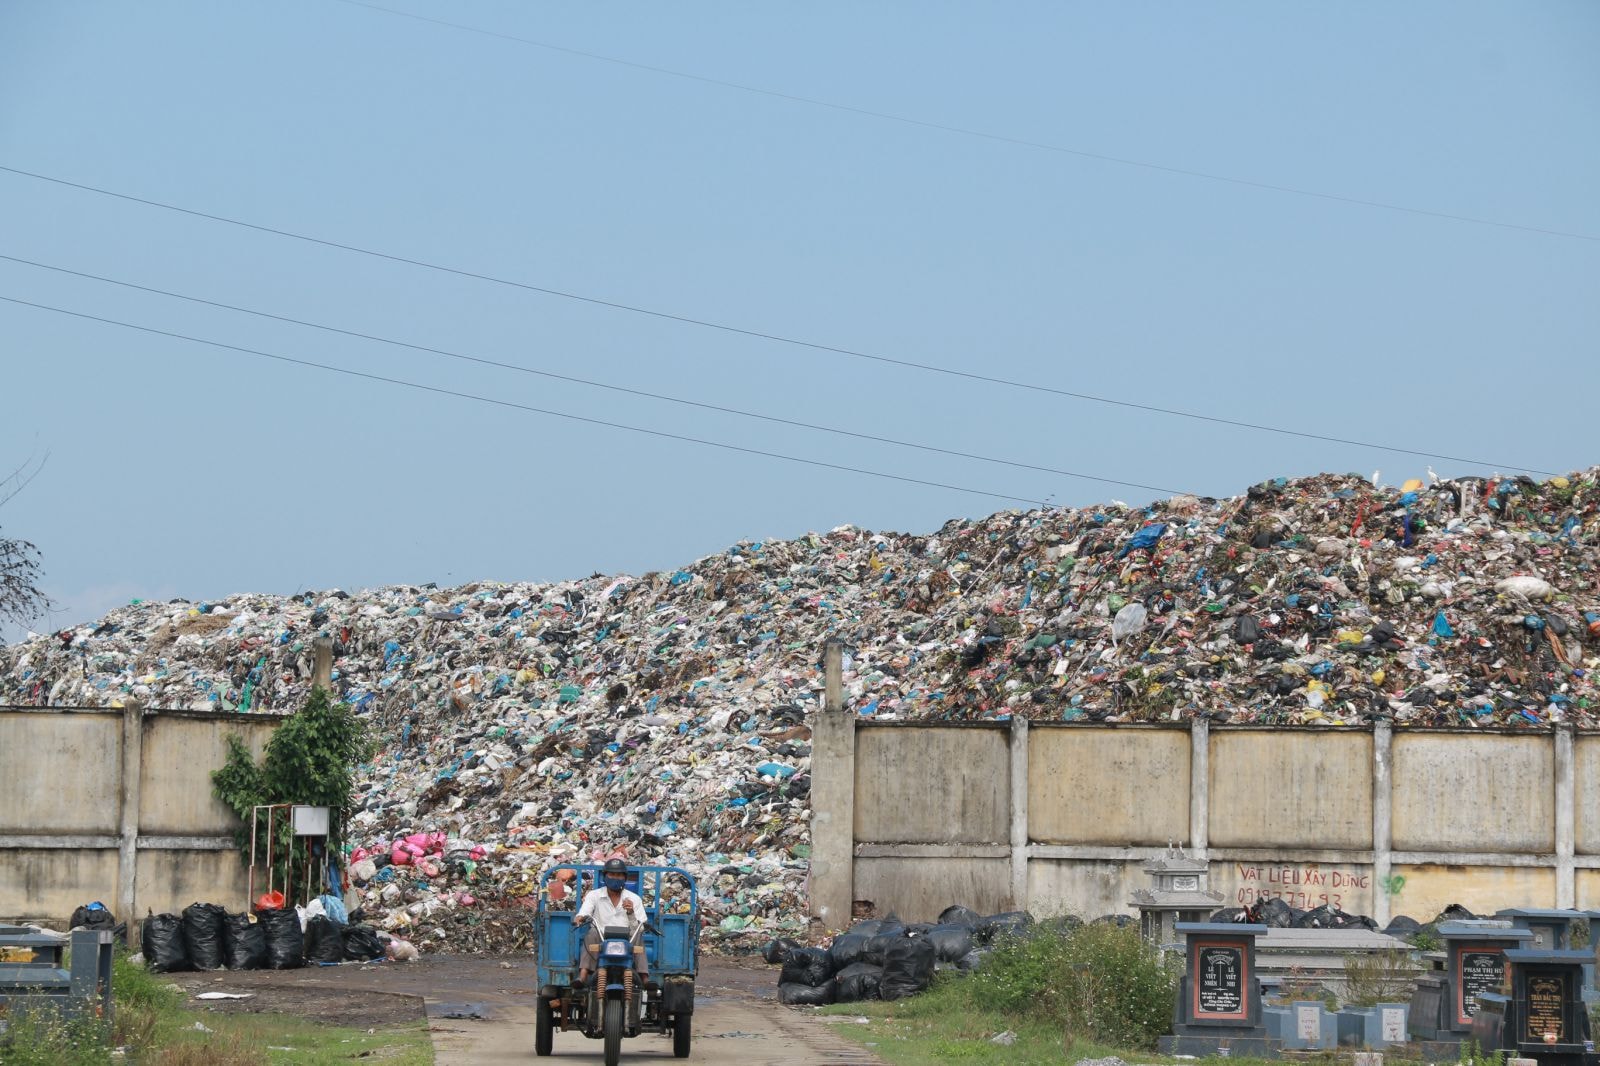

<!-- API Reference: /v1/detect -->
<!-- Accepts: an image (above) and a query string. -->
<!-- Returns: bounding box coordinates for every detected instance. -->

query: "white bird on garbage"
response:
[1371,470,1382,488]
[1427,466,1439,485]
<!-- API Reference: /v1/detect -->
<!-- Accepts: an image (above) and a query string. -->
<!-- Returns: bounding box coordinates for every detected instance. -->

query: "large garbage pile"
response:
[4,469,1599,950]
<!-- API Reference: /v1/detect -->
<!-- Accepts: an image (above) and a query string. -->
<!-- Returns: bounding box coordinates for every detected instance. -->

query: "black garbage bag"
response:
[955,949,987,973]
[904,922,936,938]
[1254,897,1297,927]
[975,911,1033,944]
[937,905,981,928]
[222,912,267,970]
[880,938,937,1001]
[874,916,908,939]
[69,903,118,931]
[924,924,973,963]
[1209,907,1247,923]
[68,903,126,943]
[828,932,871,970]
[779,947,833,987]
[1384,915,1423,937]
[762,937,801,965]
[778,979,836,1006]
[341,925,385,962]
[1433,903,1475,924]
[863,933,905,966]
[847,919,886,937]
[257,907,304,969]
[834,962,883,1002]
[141,913,193,973]
[182,902,227,970]
[304,915,347,964]
[1234,615,1262,644]
[1092,914,1136,929]
[1034,914,1083,937]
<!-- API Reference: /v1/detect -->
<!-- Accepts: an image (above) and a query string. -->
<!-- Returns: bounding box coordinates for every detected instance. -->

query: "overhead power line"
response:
[0,292,1057,508]
[329,0,1597,244]
[0,253,1187,497]
[0,165,1557,476]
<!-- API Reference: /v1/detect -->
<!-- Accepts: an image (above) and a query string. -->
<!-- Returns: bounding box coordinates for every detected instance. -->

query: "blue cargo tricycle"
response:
[535,864,699,1064]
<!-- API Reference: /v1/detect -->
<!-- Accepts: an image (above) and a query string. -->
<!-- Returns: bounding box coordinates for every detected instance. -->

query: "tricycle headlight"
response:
[604,942,628,958]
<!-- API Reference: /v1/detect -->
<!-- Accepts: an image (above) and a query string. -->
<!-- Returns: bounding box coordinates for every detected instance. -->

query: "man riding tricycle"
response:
[535,858,699,1064]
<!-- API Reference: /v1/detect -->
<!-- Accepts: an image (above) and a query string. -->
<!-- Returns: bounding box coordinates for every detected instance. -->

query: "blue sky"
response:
[2,0,1596,638]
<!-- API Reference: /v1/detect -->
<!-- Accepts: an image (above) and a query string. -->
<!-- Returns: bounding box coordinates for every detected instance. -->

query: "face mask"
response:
[603,876,625,891]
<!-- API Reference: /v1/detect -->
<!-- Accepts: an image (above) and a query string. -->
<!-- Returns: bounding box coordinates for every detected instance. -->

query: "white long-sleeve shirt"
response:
[577,886,645,934]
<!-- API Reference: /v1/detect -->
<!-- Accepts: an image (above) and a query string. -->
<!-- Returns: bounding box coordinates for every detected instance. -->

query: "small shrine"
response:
[1131,846,1224,947]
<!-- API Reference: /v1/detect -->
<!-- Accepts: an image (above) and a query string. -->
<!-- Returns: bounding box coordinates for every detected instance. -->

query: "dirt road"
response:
[170,954,878,1065]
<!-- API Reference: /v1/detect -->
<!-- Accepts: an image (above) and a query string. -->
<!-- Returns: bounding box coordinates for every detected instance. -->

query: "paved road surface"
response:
[172,954,879,1065]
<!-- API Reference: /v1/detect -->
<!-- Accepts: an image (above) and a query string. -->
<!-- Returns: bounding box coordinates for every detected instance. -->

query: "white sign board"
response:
[291,806,330,836]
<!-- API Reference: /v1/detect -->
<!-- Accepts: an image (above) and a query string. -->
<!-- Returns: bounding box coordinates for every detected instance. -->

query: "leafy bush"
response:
[958,922,1178,1049]
[1343,948,1421,1007]
[213,686,369,876]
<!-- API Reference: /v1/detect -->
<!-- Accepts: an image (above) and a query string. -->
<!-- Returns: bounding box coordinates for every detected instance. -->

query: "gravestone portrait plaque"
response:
[1525,973,1567,1044]
[1197,944,1245,1017]
[1459,948,1508,1025]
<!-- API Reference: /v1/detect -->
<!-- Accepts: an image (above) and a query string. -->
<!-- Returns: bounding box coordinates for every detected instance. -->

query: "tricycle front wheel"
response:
[535,996,553,1056]
[673,1012,691,1058]
[604,998,623,1066]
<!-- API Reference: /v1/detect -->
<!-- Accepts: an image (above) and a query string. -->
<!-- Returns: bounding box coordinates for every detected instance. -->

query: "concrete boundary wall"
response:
[811,704,1594,930]
[0,701,281,926]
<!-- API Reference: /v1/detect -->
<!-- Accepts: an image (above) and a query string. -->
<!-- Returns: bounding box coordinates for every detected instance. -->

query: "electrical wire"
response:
[0,165,1557,476]
[0,292,1059,508]
[0,252,1187,497]
[328,0,1597,245]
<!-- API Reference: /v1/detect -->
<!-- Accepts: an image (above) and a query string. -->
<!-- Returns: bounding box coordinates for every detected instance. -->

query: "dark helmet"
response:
[602,858,627,876]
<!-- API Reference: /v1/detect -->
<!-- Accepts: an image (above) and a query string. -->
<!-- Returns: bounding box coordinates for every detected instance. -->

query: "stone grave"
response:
[1470,949,1595,1066]
[1159,922,1276,1057]
[1408,921,1535,1048]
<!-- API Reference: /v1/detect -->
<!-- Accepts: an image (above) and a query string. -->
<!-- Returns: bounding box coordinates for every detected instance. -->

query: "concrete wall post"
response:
[1556,724,1576,908]
[312,636,334,692]
[1009,716,1030,911]
[1372,720,1394,926]
[808,641,856,931]
[1190,717,1209,858]
[118,698,144,924]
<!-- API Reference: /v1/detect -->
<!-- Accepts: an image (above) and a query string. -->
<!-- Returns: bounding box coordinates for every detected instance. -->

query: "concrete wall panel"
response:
[1209,731,1373,849]
[0,711,120,834]
[1392,735,1553,854]
[853,857,1011,920]
[1389,864,1555,920]
[1029,729,1189,846]
[1027,859,1144,919]
[1211,859,1376,917]
[1573,737,1600,855]
[139,718,272,835]
[134,849,252,918]
[1576,870,1600,911]
[854,727,1010,844]
[0,848,120,926]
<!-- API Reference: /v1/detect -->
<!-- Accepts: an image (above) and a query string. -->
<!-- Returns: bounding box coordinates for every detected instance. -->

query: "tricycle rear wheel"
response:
[603,997,623,1066]
[535,996,553,1056]
[673,1012,691,1058]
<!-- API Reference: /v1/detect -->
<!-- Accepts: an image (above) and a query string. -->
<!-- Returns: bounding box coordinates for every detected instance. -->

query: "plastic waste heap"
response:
[5,469,1599,950]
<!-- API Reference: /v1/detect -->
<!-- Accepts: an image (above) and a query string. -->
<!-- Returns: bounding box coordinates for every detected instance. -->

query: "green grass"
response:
[0,949,432,1066]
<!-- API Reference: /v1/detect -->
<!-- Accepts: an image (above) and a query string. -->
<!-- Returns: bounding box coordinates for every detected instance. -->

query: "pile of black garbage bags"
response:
[767,905,1033,1006]
[1208,898,1479,938]
[137,901,387,973]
